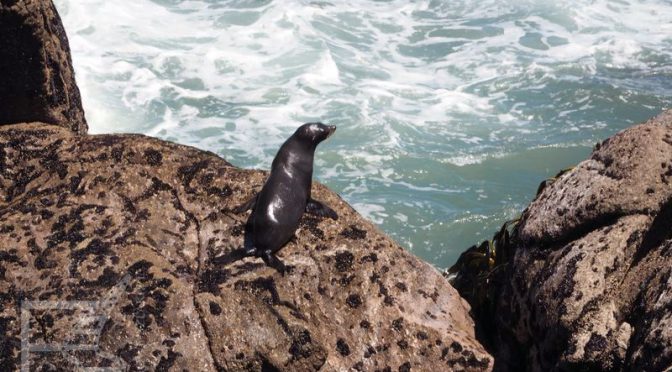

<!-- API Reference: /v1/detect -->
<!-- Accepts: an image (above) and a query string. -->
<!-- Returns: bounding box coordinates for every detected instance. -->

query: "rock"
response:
[0,0,87,133]
[518,110,672,244]
[488,111,672,371]
[0,123,492,371]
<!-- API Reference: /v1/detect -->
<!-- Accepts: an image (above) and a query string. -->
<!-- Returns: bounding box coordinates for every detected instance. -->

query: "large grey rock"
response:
[491,111,672,371]
[0,123,493,371]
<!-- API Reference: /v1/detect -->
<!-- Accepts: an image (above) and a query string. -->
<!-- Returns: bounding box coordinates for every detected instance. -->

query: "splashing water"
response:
[54,0,672,268]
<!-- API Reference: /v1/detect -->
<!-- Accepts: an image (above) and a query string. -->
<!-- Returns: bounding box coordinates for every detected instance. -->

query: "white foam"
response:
[351,203,387,225]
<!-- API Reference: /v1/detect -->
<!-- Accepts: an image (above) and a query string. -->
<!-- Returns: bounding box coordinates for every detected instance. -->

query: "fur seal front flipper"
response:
[233,122,338,274]
[306,198,338,219]
[232,194,258,214]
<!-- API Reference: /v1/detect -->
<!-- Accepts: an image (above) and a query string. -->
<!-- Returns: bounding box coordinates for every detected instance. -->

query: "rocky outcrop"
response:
[0,123,492,371]
[484,111,672,371]
[0,0,87,133]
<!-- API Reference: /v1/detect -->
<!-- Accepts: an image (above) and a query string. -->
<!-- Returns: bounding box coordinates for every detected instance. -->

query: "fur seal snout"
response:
[234,122,338,274]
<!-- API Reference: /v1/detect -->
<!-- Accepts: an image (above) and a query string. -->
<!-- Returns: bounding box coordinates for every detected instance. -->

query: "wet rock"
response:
[489,111,672,371]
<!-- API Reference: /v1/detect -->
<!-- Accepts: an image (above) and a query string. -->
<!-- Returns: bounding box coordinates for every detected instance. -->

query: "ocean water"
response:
[53,0,672,269]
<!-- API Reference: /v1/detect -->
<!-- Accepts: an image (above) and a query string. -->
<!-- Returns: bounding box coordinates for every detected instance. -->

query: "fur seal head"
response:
[293,122,336,145]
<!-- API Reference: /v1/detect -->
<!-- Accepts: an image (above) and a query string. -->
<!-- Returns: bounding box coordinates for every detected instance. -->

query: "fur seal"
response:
[234,122,338,274]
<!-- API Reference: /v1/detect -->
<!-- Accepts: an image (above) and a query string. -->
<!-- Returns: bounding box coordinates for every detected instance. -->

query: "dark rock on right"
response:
[479,110,672,371]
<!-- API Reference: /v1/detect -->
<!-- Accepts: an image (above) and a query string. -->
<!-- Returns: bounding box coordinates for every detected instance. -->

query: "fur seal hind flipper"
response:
[260,249,287,275]
[305,198,338,220]
[233,193,258,213]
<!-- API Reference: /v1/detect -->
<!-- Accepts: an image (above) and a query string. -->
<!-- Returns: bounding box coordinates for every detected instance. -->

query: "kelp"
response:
[444,166,574,348]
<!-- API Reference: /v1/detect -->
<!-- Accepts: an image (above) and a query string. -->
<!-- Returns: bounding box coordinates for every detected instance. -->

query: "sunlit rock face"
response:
[0,122,491,371]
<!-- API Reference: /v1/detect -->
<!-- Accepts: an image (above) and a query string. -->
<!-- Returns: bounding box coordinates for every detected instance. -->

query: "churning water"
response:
[54,0,672,268]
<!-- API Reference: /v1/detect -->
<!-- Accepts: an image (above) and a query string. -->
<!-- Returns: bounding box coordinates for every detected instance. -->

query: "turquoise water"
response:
[54,0,672,269]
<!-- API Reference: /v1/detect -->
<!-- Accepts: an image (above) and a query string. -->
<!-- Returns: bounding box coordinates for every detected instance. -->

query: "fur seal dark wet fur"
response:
[234,122,338,274]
